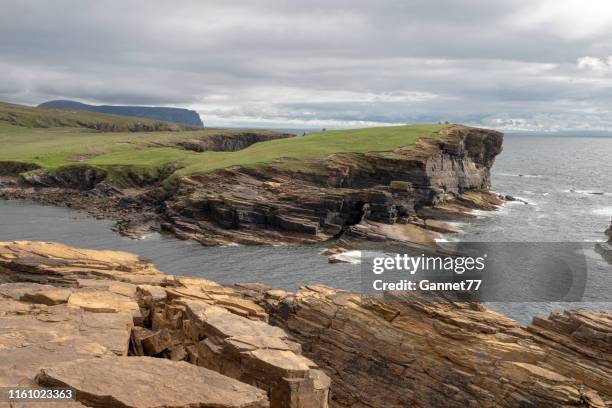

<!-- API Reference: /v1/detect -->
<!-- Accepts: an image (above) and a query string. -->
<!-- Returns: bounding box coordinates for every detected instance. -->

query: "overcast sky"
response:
[2,0,612,130]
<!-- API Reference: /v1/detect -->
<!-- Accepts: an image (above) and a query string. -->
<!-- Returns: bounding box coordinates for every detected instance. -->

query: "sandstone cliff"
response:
[161,125,503,245]
[0,125,503,247]
[1,241,610,408]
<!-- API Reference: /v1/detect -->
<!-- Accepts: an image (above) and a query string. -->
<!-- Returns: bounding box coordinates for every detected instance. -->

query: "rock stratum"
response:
[1,241,611,407]
[39,100,205,127]
[161,126,503,246]
[0,125,505,249]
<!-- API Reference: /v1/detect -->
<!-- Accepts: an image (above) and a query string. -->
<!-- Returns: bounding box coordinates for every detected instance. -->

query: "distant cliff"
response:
[38,100,204,127]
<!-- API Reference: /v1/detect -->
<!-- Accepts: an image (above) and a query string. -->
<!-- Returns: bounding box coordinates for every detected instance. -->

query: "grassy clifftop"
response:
[0,102,446,186]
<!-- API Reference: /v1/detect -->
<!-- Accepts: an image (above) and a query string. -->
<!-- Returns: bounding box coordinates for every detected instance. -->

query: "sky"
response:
[2,0,612,131]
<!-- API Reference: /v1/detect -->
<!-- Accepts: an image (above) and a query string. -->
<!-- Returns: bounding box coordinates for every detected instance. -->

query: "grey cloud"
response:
[1,0,612,130]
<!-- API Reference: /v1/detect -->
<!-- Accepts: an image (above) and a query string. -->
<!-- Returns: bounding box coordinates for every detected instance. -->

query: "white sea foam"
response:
[469,209,497,218]
[565,189,608,195]
[434,237,460,243]
[136,232,157,240]
[329,250,362,264]
[593,207,612,217]
[495,173,542,178]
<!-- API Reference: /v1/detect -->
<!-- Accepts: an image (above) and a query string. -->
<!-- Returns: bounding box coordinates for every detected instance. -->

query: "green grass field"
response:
[0,102,446,185]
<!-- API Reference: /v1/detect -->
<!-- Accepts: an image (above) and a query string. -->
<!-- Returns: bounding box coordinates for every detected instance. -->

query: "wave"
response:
[329,250,362,264]
[565,189,609,196]
[593,207,612,217]
[434,237,460,243]
[495,172,543,178]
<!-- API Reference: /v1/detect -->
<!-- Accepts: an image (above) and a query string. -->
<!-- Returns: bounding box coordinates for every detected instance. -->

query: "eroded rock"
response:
[249,285,612,408]
[2,241,610,408]
[0,241,329,408]
[36,357,270,408]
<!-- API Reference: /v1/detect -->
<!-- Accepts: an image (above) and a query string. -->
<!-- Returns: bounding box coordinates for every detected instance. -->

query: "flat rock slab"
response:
[68,290,140,315]
[36,356,270,408]
[0,282,72,305]
[0,241,165,285]
[0,298,133,387]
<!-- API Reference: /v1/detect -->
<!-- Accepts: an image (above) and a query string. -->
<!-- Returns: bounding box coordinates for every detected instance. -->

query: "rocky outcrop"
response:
[0,161,40,176]
[595,221,612,263]
[240,285,612,408]
[174,131,293,152]
[21,165,109,189]
[162,126,503,245]
[0,241,329,408]
[1,241,611,407]
[39,100,205,127]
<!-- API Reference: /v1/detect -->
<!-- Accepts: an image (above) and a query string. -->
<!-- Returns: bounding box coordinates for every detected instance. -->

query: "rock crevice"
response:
[0,241,328,408]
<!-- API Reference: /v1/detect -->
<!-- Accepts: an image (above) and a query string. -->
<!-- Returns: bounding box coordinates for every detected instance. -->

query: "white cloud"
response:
[577,56,612,72]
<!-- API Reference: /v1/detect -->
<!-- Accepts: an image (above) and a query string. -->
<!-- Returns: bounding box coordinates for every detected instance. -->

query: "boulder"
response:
[36,357,270,408]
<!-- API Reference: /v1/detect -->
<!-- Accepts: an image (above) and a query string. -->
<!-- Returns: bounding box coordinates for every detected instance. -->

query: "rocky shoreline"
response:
[1,241,610,407]
[595,221,612,264]
[0,126,504,253]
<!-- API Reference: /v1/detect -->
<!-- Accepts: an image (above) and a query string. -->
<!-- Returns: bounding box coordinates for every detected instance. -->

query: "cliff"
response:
[0,101,195,132]
[0,124,502,247]
[1,241,610,407]
[39,99,204,127]
[161,125,503,245]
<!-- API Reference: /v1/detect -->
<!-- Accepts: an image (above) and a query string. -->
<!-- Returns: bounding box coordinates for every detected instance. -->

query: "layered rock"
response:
[2,241,611,407]
[0,241,329,408]
[241,285,612,408]
[0,125,503,247]
[162,126,503,245]
[36,357,269,408]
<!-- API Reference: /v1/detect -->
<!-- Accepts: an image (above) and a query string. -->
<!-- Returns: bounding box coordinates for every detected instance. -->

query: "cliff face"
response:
[241,285,612,408]
[1,241,610,408]
[0,124,501,246]
[39,100,205,127]
[162,126,503,245]
[1,101,195,132]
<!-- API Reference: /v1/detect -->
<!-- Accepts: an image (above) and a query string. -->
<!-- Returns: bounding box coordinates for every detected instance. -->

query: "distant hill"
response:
[0,101,195,132]
[39,100,204,127]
